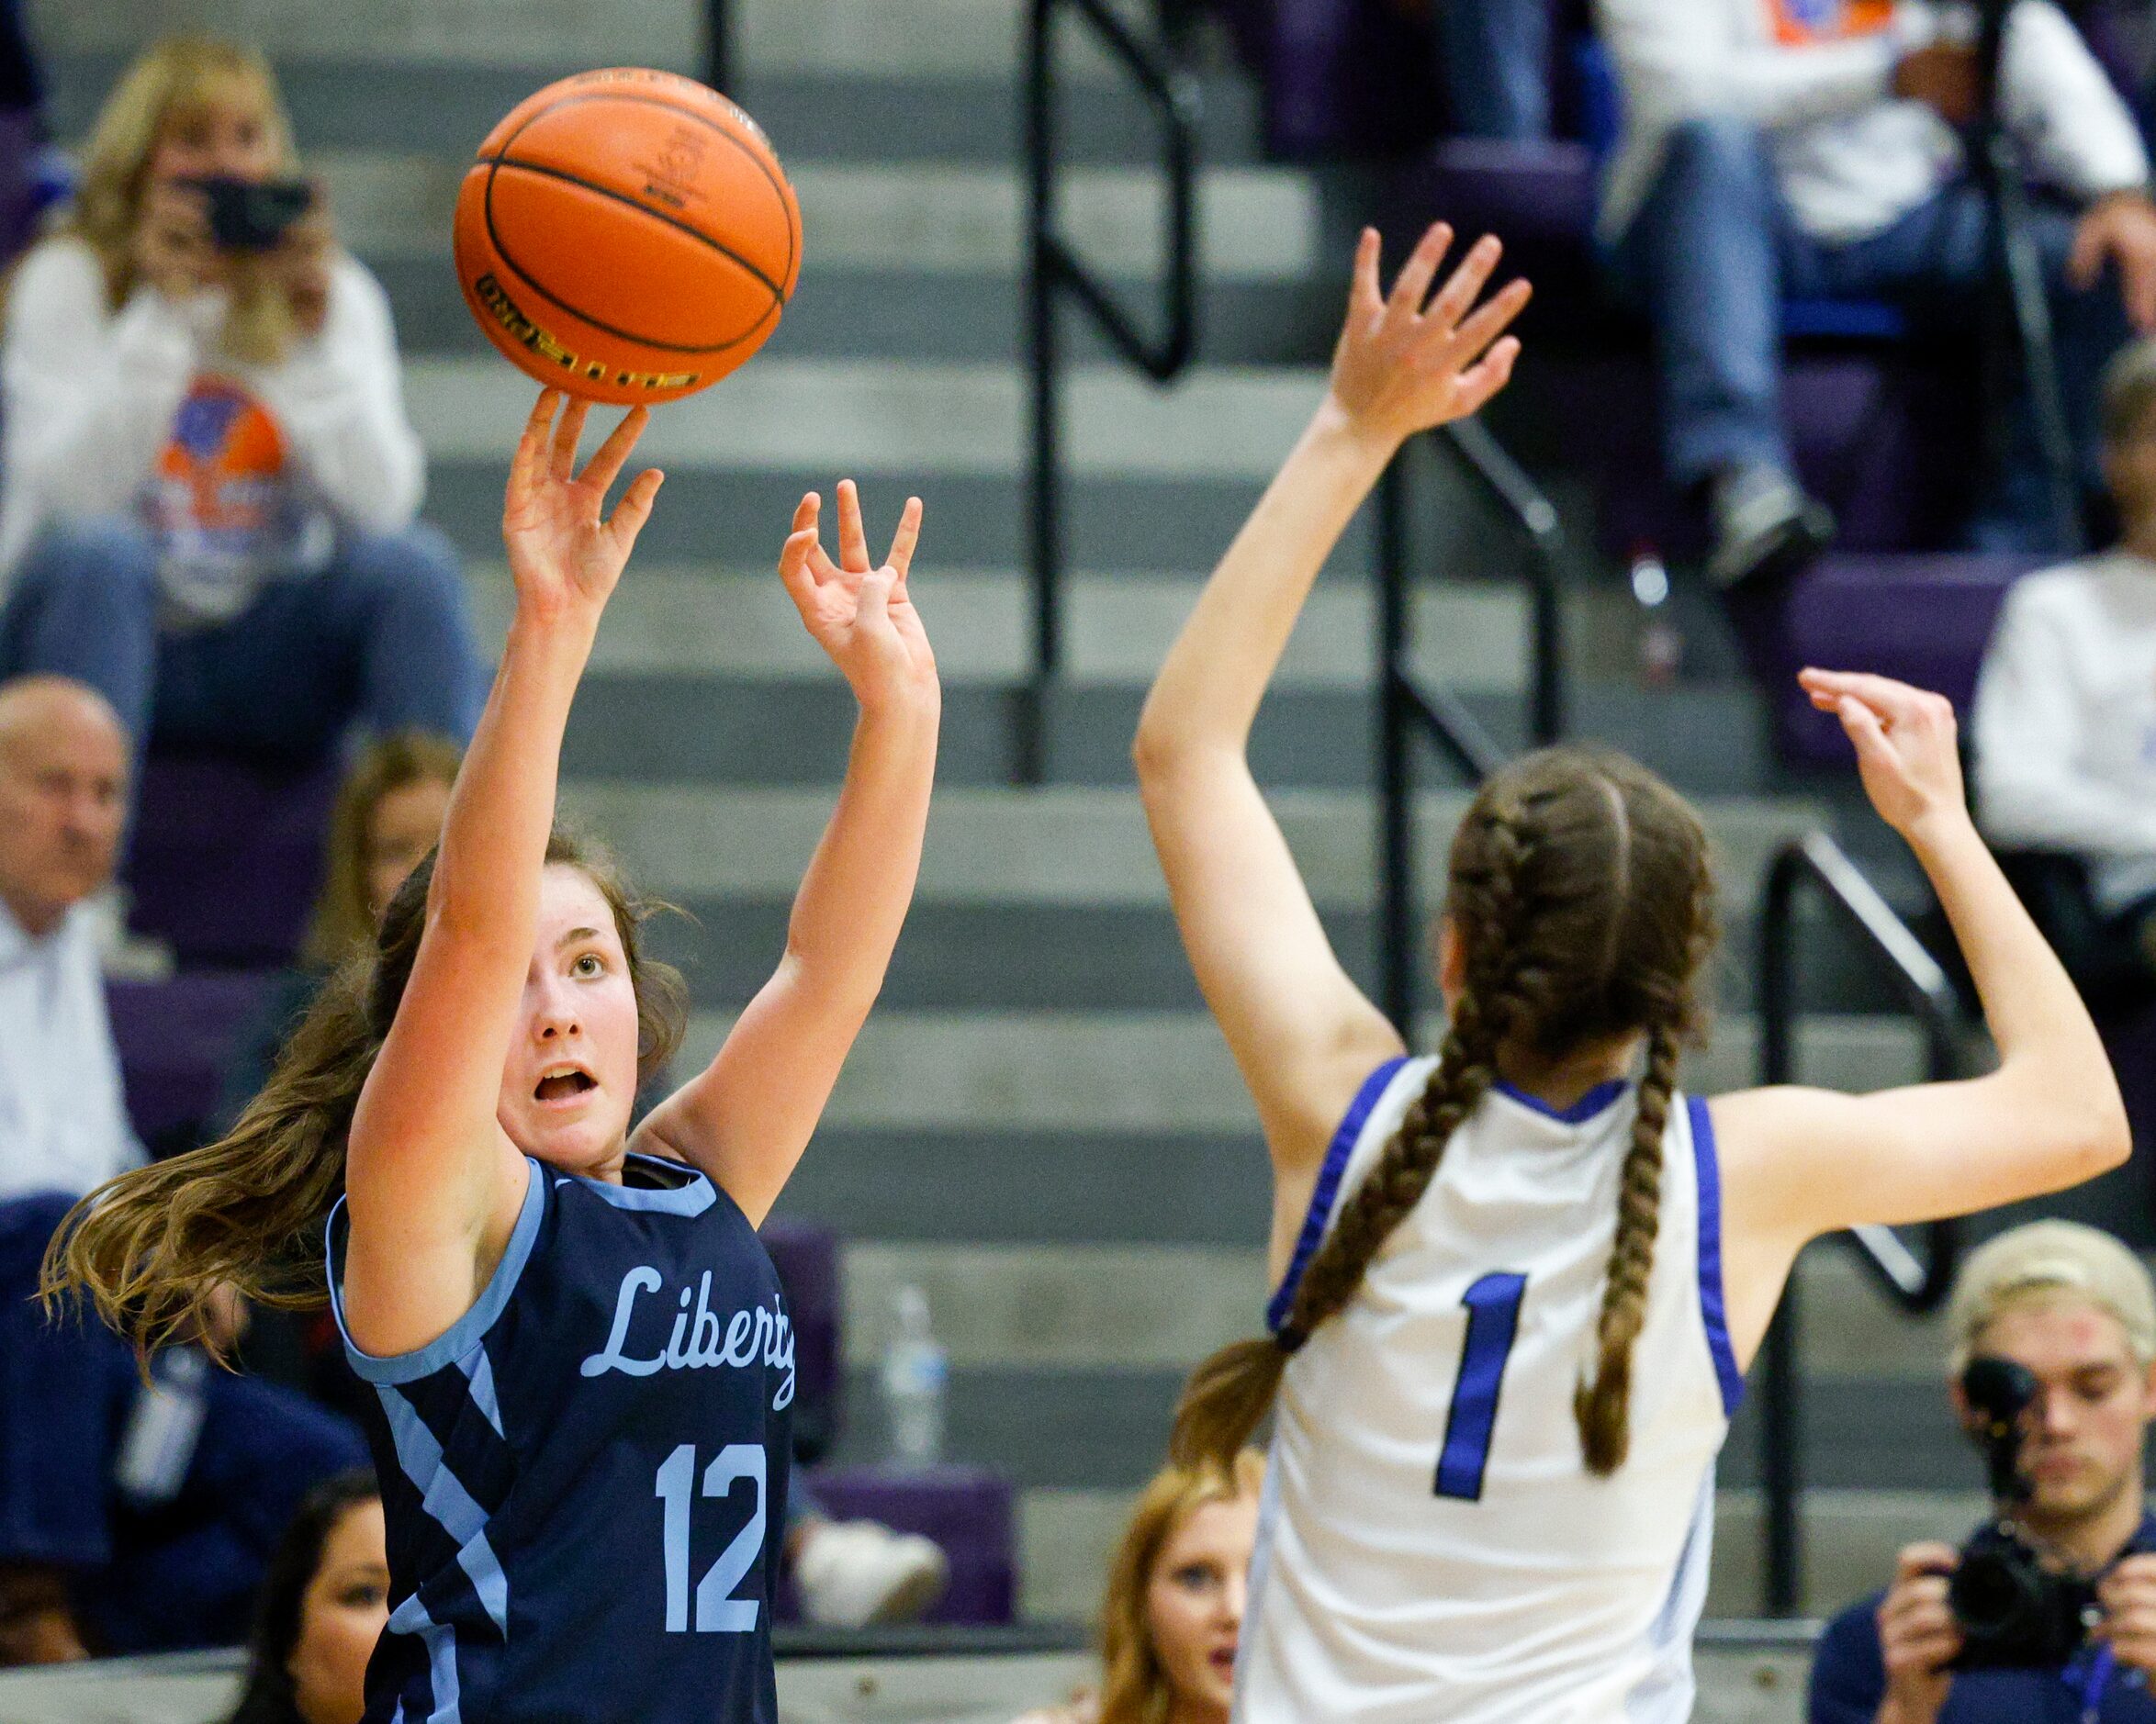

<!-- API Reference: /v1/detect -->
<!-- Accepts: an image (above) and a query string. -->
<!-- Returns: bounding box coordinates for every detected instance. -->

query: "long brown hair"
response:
[1170,746,1717,1478]
[303,730,463,966]
[44,829,688,1360]
[1096,1450,1265,1724]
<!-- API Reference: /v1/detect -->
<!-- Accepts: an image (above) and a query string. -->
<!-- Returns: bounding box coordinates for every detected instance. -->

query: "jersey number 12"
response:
[1433,1271,1527,1502]
[655,1442,766,1632]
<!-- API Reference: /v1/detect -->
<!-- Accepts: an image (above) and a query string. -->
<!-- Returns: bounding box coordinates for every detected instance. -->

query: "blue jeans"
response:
[1606,116,2129,551]
[0,517,483,759]
[0,1193,369,1652]
[1440,0,1551,139]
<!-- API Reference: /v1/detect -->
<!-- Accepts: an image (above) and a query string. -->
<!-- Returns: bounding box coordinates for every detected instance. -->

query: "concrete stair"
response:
[22,0,2057,1641]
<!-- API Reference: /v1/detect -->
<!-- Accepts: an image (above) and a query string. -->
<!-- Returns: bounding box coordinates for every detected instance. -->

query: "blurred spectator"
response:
[214,729,460,1138]
[0,674,140,1202]
[1808,1222,2156,1723]
[1437,0,1554,138]
[0,37,480,789]
[1973,337,2156,1011]
[1597,0,2156,586]
[1013,1450,1263,1724]
[222,1472,384,1724]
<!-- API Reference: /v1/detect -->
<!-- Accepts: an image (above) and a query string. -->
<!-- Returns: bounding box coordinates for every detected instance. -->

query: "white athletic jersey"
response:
[1236,1056,1743,1723]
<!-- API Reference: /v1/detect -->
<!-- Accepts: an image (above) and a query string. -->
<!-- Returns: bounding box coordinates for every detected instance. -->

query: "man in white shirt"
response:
[1974,336,2156,1002]
[1596,0,2156,587]
[0,674,139,1200]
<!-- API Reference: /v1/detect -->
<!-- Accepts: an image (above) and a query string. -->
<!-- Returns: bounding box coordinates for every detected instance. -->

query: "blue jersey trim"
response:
[1490,1076,1628,1125]
[376,1384,511,1636]
[565,1151,718,1215]
[327,1155,546,1386]
[1266,1056,1410,1334]
[387,1594,463,1724]
[1687,1096,1745,1417]
[455,1349,504,1439]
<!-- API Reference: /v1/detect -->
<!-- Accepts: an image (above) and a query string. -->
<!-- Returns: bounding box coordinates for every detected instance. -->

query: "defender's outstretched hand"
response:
[779,480,938,711]
[1326,224,1532,452]
[1799,668,1968,841]
[502,389,665,626]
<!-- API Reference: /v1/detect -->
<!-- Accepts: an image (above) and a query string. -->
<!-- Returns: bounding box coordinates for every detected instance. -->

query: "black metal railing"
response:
[1755,830,1962,1615]
[1375,420,1566,1031]
[704,0,731,93]
[1024,0,1201,782]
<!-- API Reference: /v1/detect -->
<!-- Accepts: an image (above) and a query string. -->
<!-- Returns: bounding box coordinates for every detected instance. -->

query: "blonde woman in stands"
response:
[1015,1451,1264,1724]
[1132,220,2131,1721]
[0,37,479,790]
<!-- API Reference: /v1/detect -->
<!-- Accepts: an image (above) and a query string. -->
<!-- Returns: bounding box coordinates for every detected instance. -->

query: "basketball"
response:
[453,67,802,405]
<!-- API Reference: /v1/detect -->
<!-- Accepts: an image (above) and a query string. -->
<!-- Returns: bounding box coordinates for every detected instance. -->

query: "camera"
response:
[184,174,315,252]
[1947,1356,2107,1670]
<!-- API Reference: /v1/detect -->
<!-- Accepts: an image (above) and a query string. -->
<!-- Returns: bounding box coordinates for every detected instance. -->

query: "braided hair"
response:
[1169,747,1717,1478]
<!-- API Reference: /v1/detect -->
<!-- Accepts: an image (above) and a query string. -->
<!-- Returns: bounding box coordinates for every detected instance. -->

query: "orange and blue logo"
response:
[145,377,287,545]
[1767,0,1895,46]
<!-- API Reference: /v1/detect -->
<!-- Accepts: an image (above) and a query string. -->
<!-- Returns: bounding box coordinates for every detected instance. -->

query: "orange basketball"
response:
[453,67,802,405]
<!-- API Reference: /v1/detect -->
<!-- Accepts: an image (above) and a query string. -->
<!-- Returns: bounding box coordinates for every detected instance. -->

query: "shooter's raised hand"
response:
[502,389,665,627]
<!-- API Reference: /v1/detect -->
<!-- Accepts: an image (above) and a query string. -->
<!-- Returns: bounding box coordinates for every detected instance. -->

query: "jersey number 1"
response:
[1433,1271,1527,1502]
[655,1443,767,1632]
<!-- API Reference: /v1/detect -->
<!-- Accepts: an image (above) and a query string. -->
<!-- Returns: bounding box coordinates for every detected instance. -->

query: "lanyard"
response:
[2074,1643,2117,1723]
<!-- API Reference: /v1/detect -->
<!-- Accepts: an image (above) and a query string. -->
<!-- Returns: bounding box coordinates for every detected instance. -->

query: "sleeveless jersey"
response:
[326,1151,794,1724]
[1235,1057,1742,1723]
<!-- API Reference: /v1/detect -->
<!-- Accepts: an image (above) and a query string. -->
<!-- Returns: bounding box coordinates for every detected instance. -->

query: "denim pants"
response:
[0,1192,369,1652]
[1440,0,1551,139]
[1606,116,2129,551]
[0,516,484,758]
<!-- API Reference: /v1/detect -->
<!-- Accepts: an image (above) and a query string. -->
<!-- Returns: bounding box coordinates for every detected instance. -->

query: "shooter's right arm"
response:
[341,393,660,1357]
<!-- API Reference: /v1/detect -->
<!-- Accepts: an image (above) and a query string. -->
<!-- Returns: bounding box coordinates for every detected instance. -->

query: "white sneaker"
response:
[793,1518,950,1629]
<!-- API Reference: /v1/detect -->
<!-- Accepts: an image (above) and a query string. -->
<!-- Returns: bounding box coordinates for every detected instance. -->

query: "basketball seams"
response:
[485,88,799,297]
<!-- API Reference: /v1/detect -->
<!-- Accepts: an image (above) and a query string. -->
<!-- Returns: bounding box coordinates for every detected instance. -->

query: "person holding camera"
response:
[1809,1221,2156,1723]
[0,36,479,785]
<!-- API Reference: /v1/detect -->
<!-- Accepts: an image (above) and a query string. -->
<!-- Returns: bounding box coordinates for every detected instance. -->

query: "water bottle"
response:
[881,1284,948,1469]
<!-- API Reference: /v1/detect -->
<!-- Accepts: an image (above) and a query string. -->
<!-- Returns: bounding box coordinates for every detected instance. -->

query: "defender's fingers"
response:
[580,406,651,497]
[1387,222,1453,322]
[777,526,824,618]
[792,491,820,536]
[884,496,924,583]
[836,478,871,572]
[1452,338,1522,417]
[1837,695,1898,770]
[1424,233,1505,331]
[548,396,590,480]
[1801,667,1940,723]
[1444,276,1533,364]
[1349,227,1384,321]
[854,565,896,633]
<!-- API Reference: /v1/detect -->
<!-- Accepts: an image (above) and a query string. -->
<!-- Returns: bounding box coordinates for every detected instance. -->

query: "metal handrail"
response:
[1374,418,1566,1031]
[703,0,731,94]
[1754,830,1962,1616]
[1024,0,1201,782]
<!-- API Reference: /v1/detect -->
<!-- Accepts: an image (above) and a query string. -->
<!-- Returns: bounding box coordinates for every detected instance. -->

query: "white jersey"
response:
[1236,1056,1741,1723]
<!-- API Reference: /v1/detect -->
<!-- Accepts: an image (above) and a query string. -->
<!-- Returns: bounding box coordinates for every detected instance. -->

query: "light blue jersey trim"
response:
[325,1156,545,1386]
[388,1594,463,1724]
[1266,1057,1410,1334]
[1687,1096,1746,1417]
[455,1349,504,1439]
[564,1151,717,1215]
[376,1385,511,1636]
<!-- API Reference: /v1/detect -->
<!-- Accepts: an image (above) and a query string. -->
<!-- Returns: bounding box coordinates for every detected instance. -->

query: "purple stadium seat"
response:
[124,749,341,967]
[1743,553,2038,767]
[107,971,278,1149]
[780,1464,1016,1627]
[759,1217,842,1462]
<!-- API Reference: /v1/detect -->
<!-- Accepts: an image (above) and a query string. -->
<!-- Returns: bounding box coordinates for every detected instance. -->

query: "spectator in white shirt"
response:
[0,37,479,783]
[1974,336,2156,1006]
[0,673,140,1202]
[1596,0,2156,587]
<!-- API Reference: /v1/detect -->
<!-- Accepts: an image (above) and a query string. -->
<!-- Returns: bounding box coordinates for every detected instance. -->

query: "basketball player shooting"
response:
[1131,221,2130,1721]
[49,392,940,1724]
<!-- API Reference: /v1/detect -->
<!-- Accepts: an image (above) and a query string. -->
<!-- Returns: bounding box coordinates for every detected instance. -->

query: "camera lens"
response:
[1952,1550,2044,1637]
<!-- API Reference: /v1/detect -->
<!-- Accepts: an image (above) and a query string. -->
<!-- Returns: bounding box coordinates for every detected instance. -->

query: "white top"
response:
[1972,551,2156,915]
[1593,0,2148,245]
[0,897,142,1202]
[1234,1058,1738,1724]
[0,235,425,621]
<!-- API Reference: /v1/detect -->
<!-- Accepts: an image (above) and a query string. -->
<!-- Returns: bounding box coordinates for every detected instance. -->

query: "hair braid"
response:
[1574,1016,1682,1474]
[1166,806,1536,1474]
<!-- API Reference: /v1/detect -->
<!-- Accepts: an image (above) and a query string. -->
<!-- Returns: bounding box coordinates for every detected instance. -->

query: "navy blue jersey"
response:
[326,1150,793,1724]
